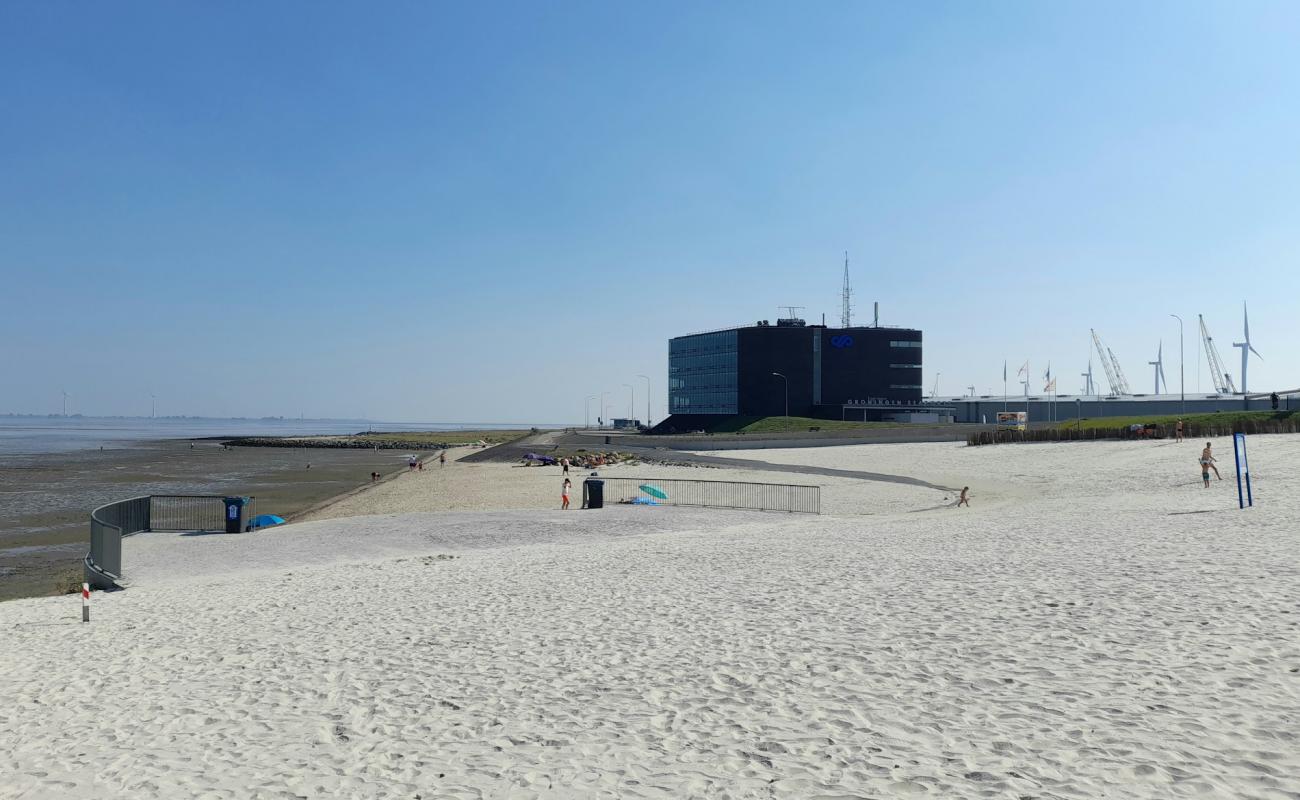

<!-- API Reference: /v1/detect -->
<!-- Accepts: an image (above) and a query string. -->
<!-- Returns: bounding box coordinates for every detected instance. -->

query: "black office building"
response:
[666,318,924,424]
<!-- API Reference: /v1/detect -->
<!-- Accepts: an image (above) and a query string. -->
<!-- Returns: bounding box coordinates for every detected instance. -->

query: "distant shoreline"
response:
[221,429,540,451]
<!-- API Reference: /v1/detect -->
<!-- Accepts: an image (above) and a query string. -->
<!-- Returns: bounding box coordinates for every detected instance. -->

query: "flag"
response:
[1044,363,1051,382]
[1044,377,1056,392]
[1003,361,1007,381]
[1017,361,1028,377]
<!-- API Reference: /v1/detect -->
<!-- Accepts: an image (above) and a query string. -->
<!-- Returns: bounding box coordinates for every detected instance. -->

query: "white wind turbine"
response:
[1231,303,1261,394]
[1148,341,1166,395]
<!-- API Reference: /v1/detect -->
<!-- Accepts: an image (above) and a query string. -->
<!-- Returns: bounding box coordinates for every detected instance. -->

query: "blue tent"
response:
[249,514,286,529]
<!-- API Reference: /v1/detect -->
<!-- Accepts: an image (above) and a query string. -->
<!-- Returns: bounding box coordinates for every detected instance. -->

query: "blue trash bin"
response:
[583,479,604,509]
[223,496,248,533]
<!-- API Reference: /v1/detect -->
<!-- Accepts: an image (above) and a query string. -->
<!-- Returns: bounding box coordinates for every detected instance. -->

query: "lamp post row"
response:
[585,378,654,430]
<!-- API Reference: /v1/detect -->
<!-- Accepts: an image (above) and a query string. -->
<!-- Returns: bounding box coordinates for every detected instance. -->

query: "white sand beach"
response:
[3,436,1298,798]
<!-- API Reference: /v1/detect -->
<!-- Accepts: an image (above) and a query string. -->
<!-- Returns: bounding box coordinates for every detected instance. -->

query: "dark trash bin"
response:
[223,496,248,533]
[604,435,611,445]
[583,479,604,509]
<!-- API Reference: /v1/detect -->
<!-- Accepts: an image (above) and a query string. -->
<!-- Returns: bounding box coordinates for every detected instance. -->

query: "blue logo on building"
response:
[830,335,854,349]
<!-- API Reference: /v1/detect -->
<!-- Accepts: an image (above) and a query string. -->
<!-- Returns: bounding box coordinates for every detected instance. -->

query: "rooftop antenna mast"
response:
[840,251,852,328]
[778,305,805,321]
[1198,314,1235,393]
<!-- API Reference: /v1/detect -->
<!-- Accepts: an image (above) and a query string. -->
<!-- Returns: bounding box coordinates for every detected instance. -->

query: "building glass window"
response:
[889,340,923,348]
[668,330,739,414]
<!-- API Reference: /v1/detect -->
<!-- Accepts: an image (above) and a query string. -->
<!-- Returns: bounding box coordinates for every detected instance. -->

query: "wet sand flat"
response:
[0,440,424,601]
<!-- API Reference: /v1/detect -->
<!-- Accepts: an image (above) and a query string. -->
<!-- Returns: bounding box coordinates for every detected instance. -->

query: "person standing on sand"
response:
[561,478,572,510]
[439,451,446,467]
[561,457,570,475]
[1175,419,1184,442]
[957,487,970,507]
[1200,442,1221,483]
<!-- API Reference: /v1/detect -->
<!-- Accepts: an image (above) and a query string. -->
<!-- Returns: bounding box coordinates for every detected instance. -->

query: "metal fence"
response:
[88,495,150,581]
[85,495,254,590]
[149,495,233,531]
[591,477,820,514]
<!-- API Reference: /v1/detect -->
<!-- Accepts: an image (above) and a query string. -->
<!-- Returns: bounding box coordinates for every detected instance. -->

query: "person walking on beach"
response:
[957,487,970,507]
[1175,419,1184,442]
[561,457,570,475]
[439,450,446,467]
[1200,442,1221,484]
[561,478,572,510]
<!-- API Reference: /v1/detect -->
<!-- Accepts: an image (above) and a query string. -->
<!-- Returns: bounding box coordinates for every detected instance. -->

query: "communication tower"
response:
[841,252,852,328]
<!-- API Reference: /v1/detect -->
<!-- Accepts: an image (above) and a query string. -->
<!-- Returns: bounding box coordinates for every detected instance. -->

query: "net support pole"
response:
[1233,432,1252,509]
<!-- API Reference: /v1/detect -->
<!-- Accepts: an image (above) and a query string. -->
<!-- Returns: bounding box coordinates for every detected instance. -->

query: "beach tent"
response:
[249,514,286,529]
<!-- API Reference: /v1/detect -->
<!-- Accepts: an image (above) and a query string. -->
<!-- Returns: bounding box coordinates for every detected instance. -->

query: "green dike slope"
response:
[699,416,906,434]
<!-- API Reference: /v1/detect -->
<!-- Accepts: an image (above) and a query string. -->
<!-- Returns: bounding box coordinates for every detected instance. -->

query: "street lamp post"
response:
[600,391,608,428]
[585,395,596,429]
[623,383,634,423]
[771,372,788,419]
[1170,314,1185,415]
[636,374,651,428]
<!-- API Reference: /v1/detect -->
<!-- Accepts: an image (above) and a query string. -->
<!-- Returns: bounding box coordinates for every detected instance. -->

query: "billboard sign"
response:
[996,411,1027,431]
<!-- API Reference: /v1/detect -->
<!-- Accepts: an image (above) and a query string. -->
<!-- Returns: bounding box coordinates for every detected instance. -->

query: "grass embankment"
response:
[693,416,905,434]
[1057,410,1295,432]
[356,430,532,446]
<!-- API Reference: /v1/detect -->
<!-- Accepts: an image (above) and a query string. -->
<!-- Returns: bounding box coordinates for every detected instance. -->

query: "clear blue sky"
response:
[3,1,1298,421]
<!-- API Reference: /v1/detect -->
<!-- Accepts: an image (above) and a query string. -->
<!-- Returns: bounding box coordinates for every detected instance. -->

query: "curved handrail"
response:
[84,495,152,590]
[84,495,251,590]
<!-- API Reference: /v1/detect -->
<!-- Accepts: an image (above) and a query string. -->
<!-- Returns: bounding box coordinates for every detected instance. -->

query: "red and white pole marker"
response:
[82,583,90,623]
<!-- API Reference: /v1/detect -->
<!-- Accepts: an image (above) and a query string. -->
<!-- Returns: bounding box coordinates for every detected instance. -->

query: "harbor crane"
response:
[1090,329,1131,395]
[1198,314,1236,394]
